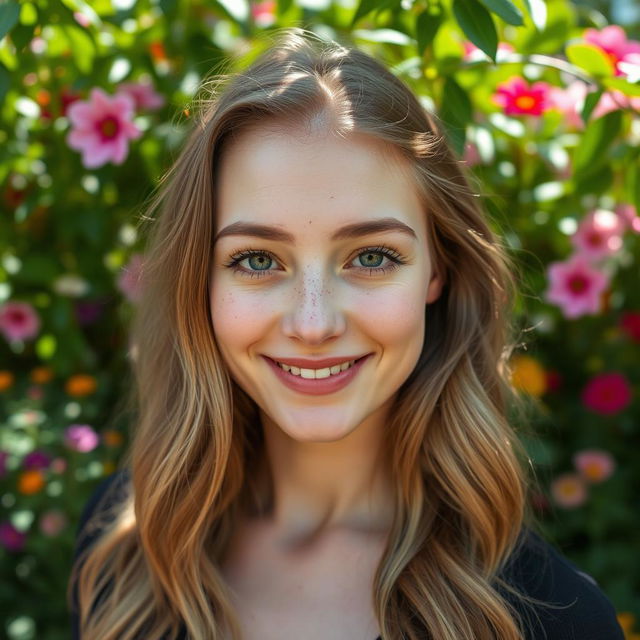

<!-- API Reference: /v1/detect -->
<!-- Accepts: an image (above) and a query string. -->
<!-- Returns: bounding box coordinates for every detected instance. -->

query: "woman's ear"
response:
[426,267,445,304]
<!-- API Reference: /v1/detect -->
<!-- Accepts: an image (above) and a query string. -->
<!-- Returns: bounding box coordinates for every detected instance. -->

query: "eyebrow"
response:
[213,217,417,245]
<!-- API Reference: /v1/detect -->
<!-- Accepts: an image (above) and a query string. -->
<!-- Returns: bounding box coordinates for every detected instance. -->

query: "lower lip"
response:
[262,354,372,396]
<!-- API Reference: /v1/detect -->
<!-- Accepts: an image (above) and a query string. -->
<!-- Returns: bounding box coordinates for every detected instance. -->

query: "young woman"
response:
[68,27,624,640]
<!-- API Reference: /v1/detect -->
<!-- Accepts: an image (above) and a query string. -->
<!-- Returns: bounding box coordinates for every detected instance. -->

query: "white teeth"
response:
[275,359,356,378]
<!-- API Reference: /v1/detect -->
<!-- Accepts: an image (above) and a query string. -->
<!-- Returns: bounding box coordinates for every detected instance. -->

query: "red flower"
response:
[582,372,632,415]
[493,77,552,116]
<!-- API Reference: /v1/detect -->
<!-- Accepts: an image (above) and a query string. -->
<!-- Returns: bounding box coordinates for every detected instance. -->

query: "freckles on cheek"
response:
[210,289,272,347]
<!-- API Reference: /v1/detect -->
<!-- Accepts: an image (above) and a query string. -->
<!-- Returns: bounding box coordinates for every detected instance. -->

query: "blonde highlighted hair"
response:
[68,26,542,639]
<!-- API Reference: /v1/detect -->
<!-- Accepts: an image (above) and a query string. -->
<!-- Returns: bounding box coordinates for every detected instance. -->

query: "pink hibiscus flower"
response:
[584,25,640,76]
[66,88,142,169]
[0,300,41,342]
[571,209,624,261]
[573,449,616,483]
[547,81,589,129]
[544,254,609,318]
[64,424,100,453]
[582,372,632,415]
[116,79,165,111]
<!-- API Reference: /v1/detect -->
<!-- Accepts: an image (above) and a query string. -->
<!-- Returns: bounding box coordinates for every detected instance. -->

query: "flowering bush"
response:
[1,0,639,635]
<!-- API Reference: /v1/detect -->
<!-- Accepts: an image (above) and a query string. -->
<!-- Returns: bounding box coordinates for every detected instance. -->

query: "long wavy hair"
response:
[68,26,543,640]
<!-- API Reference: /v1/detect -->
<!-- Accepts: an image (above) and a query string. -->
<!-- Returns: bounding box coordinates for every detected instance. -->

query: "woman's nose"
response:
[282,268,346,345]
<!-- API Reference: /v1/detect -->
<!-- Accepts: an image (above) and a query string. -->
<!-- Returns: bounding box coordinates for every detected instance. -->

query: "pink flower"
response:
[547,82,589,129]
[0,300,41,342]
[464,41,515,62]
[591,90,640,119]
[50,457,68,474]
[544,254,609,319]
[64,424,99,453]
[462,141,481,166]
[550,473,588,508]
[0,521,27,552]
[117,253,145,303]
[571,209,624,260]
[251,0,276,27]
[23,450,52,470]
[493,77,552,116]
[620,311,640,342]
[115,80,165,111]
[66,88,142,169]
[582,372,632,415]
[39,509,68,536]
[573,449,616,483]
[615,204,640,234]
[584,25,640,76]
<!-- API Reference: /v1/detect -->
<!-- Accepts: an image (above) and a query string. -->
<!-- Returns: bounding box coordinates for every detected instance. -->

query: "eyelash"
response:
[222,245,407,280]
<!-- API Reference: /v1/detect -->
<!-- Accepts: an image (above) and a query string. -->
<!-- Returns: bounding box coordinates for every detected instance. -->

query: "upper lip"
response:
[264,354,371,368]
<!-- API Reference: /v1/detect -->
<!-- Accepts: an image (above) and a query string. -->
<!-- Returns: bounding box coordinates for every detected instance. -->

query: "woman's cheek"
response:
[352,286,425,344]
[210,287,274,348]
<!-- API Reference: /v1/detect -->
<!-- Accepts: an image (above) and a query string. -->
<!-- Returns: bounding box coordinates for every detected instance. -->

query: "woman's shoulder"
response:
[499,527,624,640]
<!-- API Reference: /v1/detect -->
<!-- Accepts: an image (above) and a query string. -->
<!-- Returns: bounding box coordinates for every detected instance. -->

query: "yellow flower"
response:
[102,430,123,447]
[510,355,547,397]
[0,371,14,391]
[617,612,640,639]
[30,366,54,384]
[18,469,46,495]
[65,374,97,397]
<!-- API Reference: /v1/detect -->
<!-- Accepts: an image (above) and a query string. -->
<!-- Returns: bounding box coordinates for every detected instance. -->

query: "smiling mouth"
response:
[270,355,369,379]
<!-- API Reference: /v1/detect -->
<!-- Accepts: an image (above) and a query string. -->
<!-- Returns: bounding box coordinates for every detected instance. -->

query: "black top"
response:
[70,469,625,640]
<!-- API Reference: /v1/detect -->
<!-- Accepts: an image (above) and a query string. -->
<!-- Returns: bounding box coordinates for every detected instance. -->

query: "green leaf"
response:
[477,0,523,26]
[441,76,472,127]
[566,43,615,77]
[602,76,640,97]
[573,110,622,178]
[0,0,20,40]
[452,0,498,62]
[523,0,546,30]
[60,23,95,74]
[416,9,443,56]
[351,0,399,27]
[581,88,603,124]
[0,62,9,104]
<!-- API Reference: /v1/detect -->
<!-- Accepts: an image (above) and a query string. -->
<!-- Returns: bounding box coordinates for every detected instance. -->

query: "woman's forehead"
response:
[213,127,427,242]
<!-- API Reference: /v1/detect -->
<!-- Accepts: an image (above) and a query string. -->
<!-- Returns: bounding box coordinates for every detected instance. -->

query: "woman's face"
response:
[209,125,443,442]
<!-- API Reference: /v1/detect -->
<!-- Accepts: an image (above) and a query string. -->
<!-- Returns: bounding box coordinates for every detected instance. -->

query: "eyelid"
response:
[223,244,408,278]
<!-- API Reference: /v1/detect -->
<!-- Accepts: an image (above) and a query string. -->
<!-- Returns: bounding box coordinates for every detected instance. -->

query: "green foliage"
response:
[1,0,639,637]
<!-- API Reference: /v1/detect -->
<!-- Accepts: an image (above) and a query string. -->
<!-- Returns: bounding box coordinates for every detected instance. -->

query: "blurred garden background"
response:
[1,0,639,637]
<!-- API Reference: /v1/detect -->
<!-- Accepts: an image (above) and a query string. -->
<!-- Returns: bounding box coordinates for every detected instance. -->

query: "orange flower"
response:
[30,366,54,384]
[0,371,14,391]
[65,374,97,397]
[510,355,547,397]
[149,41,167,62]
[102,430,123,447]
[18,469,46,495]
